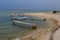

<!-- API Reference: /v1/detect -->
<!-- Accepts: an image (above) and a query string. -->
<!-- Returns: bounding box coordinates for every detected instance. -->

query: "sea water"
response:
[0,10,50,40]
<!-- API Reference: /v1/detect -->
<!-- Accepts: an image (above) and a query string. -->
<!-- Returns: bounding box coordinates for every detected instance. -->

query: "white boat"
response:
[10,14,28,20]
[11,16,28,20]
[12,20,37,29]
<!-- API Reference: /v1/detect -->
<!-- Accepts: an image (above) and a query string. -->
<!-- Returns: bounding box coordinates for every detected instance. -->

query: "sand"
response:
[53,28,60,40]
[11,12,60,40]
[22,12,60,40]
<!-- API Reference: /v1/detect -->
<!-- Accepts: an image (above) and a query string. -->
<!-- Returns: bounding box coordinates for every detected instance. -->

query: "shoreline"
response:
[11,12,60,40]
[21,12,60,40]
[21,18,58,40]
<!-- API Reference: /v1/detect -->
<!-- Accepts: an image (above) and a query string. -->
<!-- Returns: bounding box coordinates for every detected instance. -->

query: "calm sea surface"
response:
[0,10,49,40]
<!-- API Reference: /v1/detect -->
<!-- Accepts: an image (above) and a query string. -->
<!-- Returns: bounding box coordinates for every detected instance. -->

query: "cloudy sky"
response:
[0,0,60,11]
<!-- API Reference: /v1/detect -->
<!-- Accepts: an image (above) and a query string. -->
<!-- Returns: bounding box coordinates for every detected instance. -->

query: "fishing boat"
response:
[11,16,28,20]
[10,14,28,20]
[12,20,37,29]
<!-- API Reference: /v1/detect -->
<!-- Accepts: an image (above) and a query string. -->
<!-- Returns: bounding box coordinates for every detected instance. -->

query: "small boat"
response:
[12,20,37,29]
[10,14,28,20]
[11,16,28,20]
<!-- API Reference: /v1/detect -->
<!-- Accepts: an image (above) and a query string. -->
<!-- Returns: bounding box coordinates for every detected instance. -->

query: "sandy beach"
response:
[20,12,60,40]
[11,12,60,40]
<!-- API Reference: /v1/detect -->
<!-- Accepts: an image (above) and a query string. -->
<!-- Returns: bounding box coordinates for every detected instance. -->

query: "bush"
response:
[53,10,59,14]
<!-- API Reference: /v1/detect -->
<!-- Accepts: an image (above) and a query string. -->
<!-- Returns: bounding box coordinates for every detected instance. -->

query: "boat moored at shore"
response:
[12,20,37,29]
